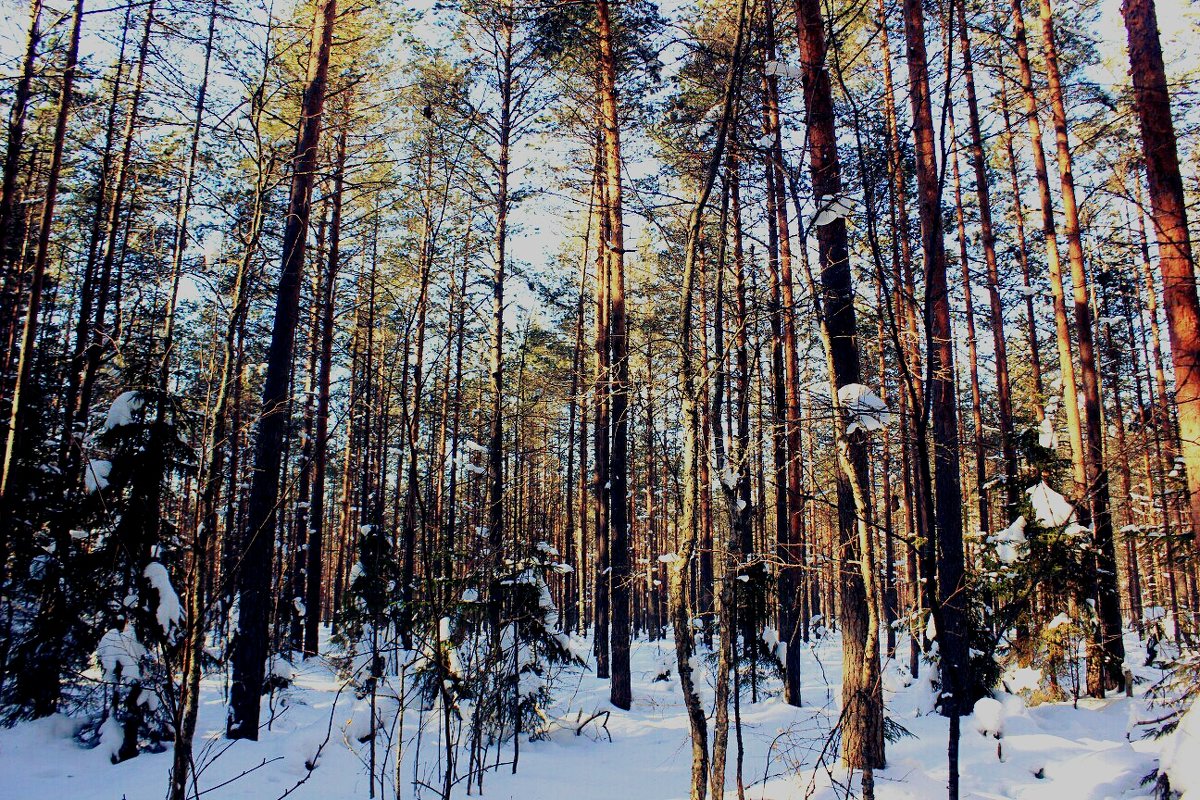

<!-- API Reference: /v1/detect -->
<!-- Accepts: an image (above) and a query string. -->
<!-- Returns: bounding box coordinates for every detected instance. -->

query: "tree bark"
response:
[595,0,632,710]
[1122,0,1200,543]
[902,0,968,796]
[0,0,84,500]
[795,0,884,782]
[227,0,335,740]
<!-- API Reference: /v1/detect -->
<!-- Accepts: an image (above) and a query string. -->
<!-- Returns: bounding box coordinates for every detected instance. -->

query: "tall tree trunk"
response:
[0,0,84,500]
[304,128,345,657]
[1122,0,1200,543]
[1038,0,1125,694]
[227,0,335,740]
[669,0,746,793]
[170,103,269,800]
[902,0,967,798]
[160,0,218,388]
[0,0,42,358]
[486,0,513,645]
[595,0,632,710]
[763,0,806,705]
[795,0,884,787]
[1010,0,1086,487]
[949,113,989,538]
[955,0,1017,517]
[996,54,1044,415]
[69,0,156,458]
[592,137,611,679]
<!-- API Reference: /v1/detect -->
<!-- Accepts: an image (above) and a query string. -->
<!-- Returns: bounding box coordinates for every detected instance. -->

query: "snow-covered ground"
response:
[0,631,1180,799]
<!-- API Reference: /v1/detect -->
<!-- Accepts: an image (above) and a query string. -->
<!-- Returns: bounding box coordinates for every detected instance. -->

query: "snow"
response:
[1160,702,1200,796]
[200,230,224,266]
[0,629,1173,800]
[104,390,144,431]
[836,383,893,434]
[99,715,125,762]
[992,515,1027,564]
[84,459,111,493]
[461,588,479,603]
[1038,415,1058,449]
[1003,664,1044,695]
[96,624,145,681]
[1027,481,1076,528]
[271,657,296,682]
[972,696,1005,738]
[764,60,801,78]
[142,561,183,635]
[813,194,855,226]
[1047,612,1073,630]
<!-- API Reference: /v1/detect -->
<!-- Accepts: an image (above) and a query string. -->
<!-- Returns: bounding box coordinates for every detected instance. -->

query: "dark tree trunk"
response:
[228,0,335,741]
[795,0,884,781]
[0,0,84,500]
[902,0,967,797]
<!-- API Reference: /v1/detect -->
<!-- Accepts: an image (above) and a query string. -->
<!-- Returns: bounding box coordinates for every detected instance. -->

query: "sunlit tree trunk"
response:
[1122,0,1200,543]
[595,0,632,710]
[795,0,884,786]
[1038,0,1125,694]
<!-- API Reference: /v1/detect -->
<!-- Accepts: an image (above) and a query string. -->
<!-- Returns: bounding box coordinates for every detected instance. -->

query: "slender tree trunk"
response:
[795,0,884,785]
[486,1,513,645]
[593,136,611,679]
[763,0,806,705]
[949,114,989,537]
[1038,0,1125,693]
[171,115,269,800]
[0,0,42,358]
[902,0,967,796]
[1010,0,1086,487]
[955,0,1017,517]
[0,0,84,500]
[161,0,217,390]
[304,128,345,657]
[669,0,746,793]
[228,0,335,740]
[70,0,156,457]
[996,56,1044,415]
[595,0,632,710]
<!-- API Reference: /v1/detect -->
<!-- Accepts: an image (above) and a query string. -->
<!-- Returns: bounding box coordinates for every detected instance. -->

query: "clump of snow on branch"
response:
[104,390,144,431]
[97,624,146,681]
[990,515,1027,564]
[837,383,893,434]
[1027,481,1075,528]
[972,697,1005,738]
[813,194,856,226]
[1039,395,1061,449]
[84,459,112,493]
[142,561,183,636]
[764,60,801,78]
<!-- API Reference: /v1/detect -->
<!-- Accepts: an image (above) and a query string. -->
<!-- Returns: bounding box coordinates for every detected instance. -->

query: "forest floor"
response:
[0,629,1176,800]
